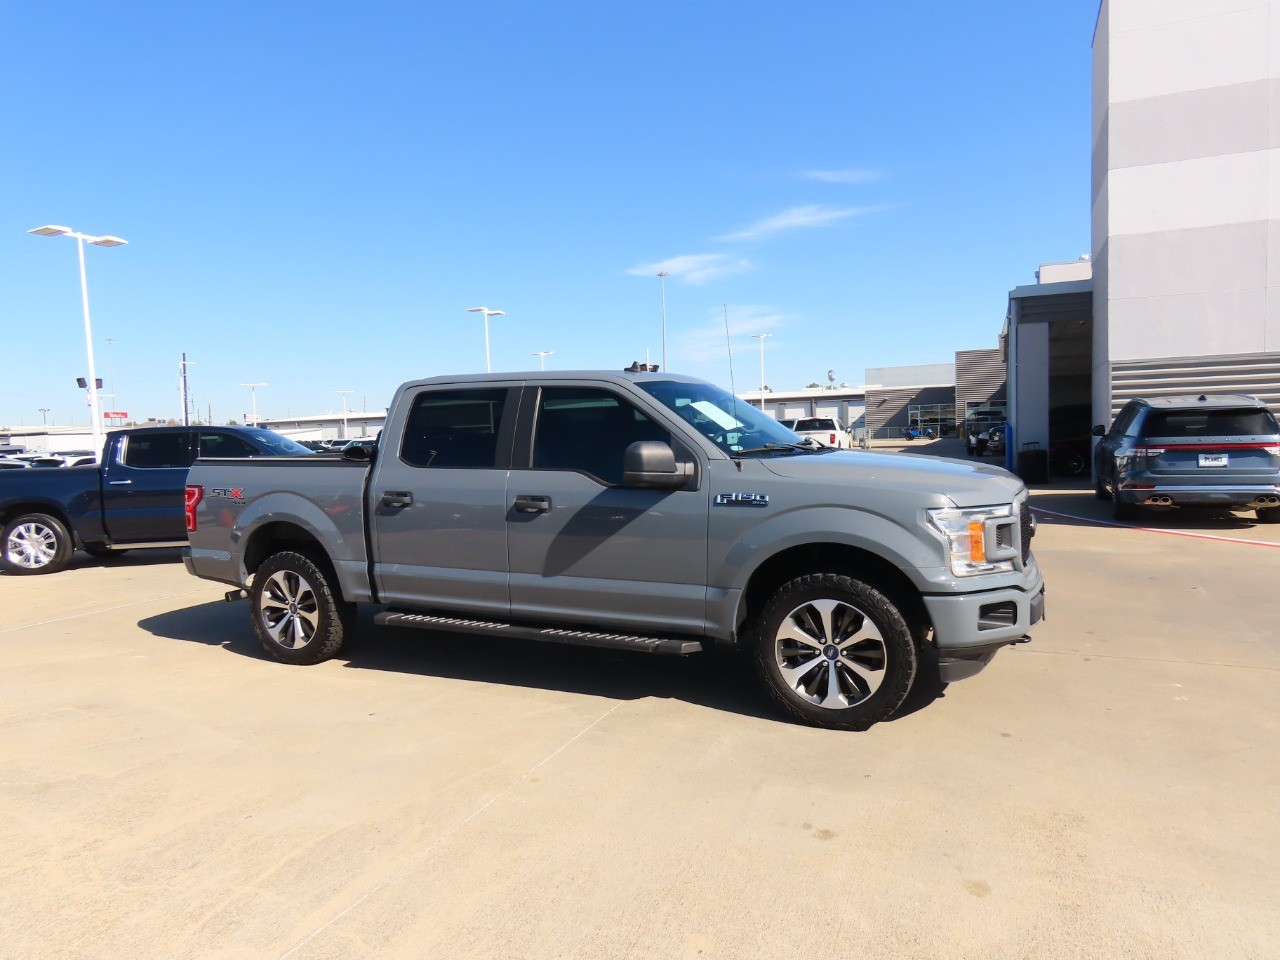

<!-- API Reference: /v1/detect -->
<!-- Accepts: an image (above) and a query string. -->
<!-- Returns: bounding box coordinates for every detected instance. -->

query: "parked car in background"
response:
[1093,394,1280,523]
[0,459,32,470]
[0,425,314,575]
[790,417,850,448]
[986,423,1007,458]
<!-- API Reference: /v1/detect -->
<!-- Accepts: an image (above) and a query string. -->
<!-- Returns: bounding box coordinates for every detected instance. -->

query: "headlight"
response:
[926,505,1017,577]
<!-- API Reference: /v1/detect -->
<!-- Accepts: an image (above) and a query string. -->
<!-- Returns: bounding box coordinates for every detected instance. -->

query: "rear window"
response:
[795,418,837,431]
[1142,408,1280,438]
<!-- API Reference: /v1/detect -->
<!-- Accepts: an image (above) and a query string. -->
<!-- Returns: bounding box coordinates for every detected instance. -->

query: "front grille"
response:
[1020,500,1033,564]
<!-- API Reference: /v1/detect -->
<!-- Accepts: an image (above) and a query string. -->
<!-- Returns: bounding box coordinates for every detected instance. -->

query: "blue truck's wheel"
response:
[250,551,354,665]
[1,512,73,576]
[751,573,917,731]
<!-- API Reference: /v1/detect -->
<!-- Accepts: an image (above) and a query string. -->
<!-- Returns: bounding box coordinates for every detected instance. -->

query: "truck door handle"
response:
[108,479,132,486]
[381,491,413,508]
[513,495,552,514]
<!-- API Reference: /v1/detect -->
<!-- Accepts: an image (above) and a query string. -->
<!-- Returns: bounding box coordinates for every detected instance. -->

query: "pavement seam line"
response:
[1031,506,1280,548]
[0,589,210,635]
[1022,648,1280,672]
[276,699,625,960]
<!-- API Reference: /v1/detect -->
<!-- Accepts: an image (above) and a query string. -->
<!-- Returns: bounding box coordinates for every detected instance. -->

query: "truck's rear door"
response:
[100,429,194,544]
[369,385,517,617]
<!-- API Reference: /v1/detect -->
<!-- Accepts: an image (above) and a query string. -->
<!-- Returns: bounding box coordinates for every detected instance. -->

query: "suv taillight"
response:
[185,484,203,532]
[830,433,837,444]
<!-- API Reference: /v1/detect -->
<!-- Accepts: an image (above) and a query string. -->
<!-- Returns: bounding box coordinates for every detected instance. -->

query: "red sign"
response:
[102,411,127,419]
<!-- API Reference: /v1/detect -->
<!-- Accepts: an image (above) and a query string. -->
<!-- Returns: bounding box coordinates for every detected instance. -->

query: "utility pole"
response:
[179,353,196,426]
[657,271,669,371]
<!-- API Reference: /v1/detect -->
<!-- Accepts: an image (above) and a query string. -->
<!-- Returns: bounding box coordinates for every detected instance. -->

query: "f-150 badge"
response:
[715,492,769,507]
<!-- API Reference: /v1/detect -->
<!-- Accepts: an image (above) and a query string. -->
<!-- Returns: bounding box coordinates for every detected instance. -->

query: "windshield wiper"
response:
[733,439,823,456]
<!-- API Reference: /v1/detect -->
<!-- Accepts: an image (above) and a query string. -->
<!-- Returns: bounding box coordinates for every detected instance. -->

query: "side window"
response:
[199,433,260,458]
[400,388,508,468]
[1122,407,1145,438]
[532,387,670,485]
[122,433,192,468]
[1110,403,1137,438]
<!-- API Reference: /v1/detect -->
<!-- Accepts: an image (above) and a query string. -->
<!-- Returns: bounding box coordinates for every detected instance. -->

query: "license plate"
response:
[1198,453,1228,468]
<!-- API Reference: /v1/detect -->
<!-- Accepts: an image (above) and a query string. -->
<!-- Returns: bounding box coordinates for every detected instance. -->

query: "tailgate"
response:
[1138,437,1280,483]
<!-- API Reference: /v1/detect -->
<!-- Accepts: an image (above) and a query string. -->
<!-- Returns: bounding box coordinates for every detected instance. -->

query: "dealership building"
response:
[1005,0,1280,465]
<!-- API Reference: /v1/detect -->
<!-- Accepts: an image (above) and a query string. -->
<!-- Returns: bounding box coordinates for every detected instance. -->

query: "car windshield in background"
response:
[247,430,315,455]
[1144,409,1280,438]
[794,418,837,432]
[637,380,811,456]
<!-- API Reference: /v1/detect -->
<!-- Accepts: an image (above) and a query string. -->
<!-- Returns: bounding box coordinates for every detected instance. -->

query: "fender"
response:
[232,490,372,601]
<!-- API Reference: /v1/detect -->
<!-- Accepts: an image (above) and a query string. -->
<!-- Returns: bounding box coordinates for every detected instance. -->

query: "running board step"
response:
[373,610,703,655]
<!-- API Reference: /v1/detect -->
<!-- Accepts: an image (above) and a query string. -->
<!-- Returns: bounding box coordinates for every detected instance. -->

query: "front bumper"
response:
[922,572,1045,683]
[1116,483,1280,508]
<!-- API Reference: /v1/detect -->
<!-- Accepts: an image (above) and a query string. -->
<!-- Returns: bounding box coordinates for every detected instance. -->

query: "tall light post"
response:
[28,225,128,456]
[532,350,553,371]
[466,307,506,373]
[38,408,50,426]
[241,382,267,425]
[657,271,669,371]
[105,336,117,409]
[334,390,354,439]
[751,333,772,398]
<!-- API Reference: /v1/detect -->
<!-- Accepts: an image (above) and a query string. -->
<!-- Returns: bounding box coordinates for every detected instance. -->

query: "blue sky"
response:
[0,1,1096,428]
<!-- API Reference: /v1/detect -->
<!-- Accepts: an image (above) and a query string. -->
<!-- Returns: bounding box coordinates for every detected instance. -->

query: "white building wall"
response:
[1093,0,1280,423]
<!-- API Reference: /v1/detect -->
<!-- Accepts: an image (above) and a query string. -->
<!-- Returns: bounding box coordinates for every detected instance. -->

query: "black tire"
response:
[1111,472,1138,521]
[750,573,917,731]
[250,551,354,665]
[1256,507,1280,524]
[83,543,129,559]
[1,512,73,575]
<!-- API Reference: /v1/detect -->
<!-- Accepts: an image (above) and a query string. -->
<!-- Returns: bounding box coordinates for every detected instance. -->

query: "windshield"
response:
[637,380,814,456]
[247,430,315,455]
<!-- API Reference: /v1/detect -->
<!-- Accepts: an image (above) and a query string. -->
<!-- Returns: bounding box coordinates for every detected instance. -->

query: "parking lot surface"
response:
[2,482,1278,959]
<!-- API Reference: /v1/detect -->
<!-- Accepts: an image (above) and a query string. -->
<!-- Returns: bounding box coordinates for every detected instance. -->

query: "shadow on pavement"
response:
[137,600,946,728]
[1027,482,1275,535]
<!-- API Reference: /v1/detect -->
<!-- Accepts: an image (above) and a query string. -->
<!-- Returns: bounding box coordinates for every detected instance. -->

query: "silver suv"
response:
[1093,394,1280,523]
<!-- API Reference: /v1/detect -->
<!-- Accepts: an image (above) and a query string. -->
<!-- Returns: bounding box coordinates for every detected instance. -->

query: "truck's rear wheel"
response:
[751,573,917,731]
[1,512,73,575]
[250,551,353,665]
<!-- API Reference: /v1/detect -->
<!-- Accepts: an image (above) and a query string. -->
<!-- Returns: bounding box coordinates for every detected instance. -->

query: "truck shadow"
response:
[137,601,946,728]
[1028,485,1273,533]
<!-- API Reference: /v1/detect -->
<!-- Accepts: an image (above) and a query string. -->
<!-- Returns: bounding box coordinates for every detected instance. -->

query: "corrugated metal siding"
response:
[955,348,1007,424]
[1110,352,1280,417]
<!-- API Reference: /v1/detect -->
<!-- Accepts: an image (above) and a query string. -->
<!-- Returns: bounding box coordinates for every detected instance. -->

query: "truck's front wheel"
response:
[250,551,353,665]
[751,574,917,730]
[1,512,73,575]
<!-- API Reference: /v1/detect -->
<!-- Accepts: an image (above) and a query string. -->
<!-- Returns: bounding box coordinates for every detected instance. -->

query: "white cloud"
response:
[625,253,751,285]
[804,168,882,184]
[676,305,788,363]
[715,204,879,242]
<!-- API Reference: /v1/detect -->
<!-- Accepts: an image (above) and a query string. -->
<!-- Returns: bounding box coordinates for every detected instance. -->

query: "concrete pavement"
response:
[1,497,1277,959]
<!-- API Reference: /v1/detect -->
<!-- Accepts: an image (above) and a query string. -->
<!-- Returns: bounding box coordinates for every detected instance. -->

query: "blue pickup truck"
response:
[0,425,313,575]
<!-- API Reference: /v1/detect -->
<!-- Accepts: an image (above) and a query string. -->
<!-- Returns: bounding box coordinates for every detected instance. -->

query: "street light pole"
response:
[334,390,354,439]
[751,333,772,399]
[532,350,553,370]
[38,408,49,426]
[466,307,507,373]
[241,382,267,425]
[657,271,669,371]
[28,225,127,456]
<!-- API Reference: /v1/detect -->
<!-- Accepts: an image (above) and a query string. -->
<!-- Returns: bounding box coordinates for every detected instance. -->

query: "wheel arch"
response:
[735,542,931,646]
[0,501,80,545]
[242,521,340,589]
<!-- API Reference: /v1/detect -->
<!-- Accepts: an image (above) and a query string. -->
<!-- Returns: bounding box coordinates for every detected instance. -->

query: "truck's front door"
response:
[370,385,517,616]
[506,385,710,636]
[100,430,196,543]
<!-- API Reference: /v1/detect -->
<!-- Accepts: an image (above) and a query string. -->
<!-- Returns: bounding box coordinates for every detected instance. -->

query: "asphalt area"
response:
[2,462,1277,959]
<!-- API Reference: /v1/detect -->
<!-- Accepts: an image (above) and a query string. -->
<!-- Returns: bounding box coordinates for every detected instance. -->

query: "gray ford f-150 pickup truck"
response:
[184,370,1044,730]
